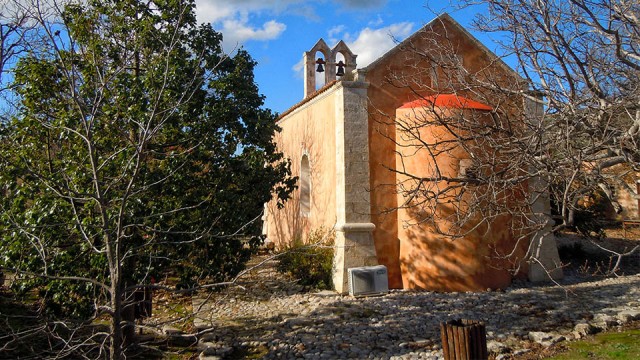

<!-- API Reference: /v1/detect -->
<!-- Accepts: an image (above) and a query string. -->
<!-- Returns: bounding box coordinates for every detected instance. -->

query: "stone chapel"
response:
[263,13,563,294]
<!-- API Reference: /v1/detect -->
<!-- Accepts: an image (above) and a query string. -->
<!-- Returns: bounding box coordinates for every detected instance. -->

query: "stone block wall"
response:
[332,81,378,293]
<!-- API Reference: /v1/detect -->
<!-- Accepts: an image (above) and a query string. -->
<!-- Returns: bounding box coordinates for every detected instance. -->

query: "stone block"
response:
[168,334,197,347]
[574,322,598,336]
[487,340,509,354]
[162,325,183,335]
[198,341,219,354]
[199,354,221,360]
[617,309,640,323]
[593,313,619,330]
[528,331,552,344]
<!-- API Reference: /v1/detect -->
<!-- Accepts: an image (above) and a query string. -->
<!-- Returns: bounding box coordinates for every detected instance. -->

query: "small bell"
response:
[316,58,325,73]
[336,60,345,77]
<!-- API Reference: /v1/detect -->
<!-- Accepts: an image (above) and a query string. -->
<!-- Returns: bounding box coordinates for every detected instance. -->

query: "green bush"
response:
[276,228,335,290]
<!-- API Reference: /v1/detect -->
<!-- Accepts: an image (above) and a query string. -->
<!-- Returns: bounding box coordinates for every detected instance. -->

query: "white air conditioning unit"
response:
[348,265,389,297]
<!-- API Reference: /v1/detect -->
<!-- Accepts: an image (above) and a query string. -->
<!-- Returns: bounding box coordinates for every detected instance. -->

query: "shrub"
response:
[276,228,335,290]
[557,242,617,275]
[557,242,588,262]
[573,189,615,238]
[550,185,612,238]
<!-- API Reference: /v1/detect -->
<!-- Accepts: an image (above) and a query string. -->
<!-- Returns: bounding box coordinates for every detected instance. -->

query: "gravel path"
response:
[191,255,640,359]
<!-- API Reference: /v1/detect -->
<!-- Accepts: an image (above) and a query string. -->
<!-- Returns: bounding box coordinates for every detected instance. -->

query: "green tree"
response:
[0,0,294,357]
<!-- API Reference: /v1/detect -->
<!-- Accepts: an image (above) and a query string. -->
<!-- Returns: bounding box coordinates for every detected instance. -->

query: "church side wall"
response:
[265,89,339,247]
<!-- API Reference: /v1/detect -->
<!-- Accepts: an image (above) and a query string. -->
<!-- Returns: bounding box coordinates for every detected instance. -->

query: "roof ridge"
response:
[278,80,340,120]
[362,13,522,82]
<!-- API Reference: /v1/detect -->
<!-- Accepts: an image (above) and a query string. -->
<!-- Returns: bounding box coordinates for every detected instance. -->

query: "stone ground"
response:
[189,243,640,360]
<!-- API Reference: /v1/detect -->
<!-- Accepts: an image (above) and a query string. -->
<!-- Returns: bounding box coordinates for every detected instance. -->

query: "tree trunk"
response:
[110,282,123,360]
[121,291,136,349]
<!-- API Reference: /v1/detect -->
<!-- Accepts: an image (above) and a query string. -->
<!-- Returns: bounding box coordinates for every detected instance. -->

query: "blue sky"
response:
[194,0,498,114]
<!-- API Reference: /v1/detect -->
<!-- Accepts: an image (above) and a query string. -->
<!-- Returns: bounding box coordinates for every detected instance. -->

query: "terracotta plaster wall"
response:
[597,165,639,220]
[395,107,526,291]
[363,17,525,289]
[617,178,640,220]
[266,88,340,247]
[363,30,439,289]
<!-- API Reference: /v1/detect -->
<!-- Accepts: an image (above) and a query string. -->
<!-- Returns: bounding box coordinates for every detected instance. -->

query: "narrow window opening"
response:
[300,155,311,216]
[459,159,477,180]
[430,64,439,89]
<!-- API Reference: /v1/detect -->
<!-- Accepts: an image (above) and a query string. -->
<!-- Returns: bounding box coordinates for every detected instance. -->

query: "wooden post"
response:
[440,319,488,360]
[134,287,152,319]
[122,286,153,346]
[636,180,639,219]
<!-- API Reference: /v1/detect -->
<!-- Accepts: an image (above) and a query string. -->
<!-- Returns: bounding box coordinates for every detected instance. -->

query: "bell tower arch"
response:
[304,39,358,98]
[331,40,357,79]
[304,39,331,98]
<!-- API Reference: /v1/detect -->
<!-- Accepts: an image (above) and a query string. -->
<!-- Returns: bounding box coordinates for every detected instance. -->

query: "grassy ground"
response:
[547,329,640,360]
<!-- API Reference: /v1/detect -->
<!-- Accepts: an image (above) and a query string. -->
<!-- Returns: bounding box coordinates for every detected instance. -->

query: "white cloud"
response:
[1,0,79,24]
[292,58,304,79]
[195,0,298,51]
[348,22,414,67]
[327,25,346,44]
[193,0,394,54]
[328,25,346,39]
[195,0,304,24]
[340,0,388,9]
[221,19,286,51]
[194,0,236,24]
[195,0,387,23]
[368,14,384,27]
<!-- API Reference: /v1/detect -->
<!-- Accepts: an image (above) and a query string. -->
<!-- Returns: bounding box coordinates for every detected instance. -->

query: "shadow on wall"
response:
[400,199,528,292]
[266,121,335,247]
[393,104,532,292]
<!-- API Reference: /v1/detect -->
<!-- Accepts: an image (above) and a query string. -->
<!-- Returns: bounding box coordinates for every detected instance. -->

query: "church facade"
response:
[263,14,562,293]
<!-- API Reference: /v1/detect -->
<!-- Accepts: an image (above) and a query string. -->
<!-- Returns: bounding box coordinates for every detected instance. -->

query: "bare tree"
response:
[379,0,639,277]
[0,0,40,116]
[474,0,639,224]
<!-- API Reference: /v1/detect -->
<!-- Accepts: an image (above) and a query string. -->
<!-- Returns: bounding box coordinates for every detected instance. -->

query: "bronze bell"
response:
[316,58,325,72]
[336,60,345,77]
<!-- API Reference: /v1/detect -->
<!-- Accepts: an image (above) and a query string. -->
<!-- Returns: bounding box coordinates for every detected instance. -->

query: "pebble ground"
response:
[191,254,640,359]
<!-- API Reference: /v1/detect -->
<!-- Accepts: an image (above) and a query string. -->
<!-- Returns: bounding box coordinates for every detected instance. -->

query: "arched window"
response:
[300,155,311,216]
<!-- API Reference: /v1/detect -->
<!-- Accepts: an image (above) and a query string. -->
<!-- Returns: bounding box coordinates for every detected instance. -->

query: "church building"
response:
[263,14,563,293]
